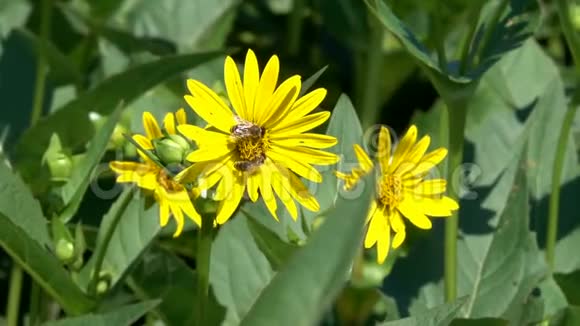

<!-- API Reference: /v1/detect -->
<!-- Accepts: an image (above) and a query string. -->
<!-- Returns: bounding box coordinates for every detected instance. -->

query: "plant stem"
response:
[546,104,578,270]
[88,189,133,296]
[360,15,385,129]
[287,0,305,56]
[196,213,214,325]
[30,0,53,126]
[556,0,580,74]
[433,19,448,72]
[442,90,470,302]
[458,3,484,75]
[29,282,41,326]
[6,264,23,326]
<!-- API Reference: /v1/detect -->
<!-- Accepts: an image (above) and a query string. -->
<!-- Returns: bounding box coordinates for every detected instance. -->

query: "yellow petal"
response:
[390,210,406,249]
[247,172,260,202]
[260,175,279,221]
[269,168,298,220]
[163,112,176,135]
[284,88,327,122]
[271,144,339,165]
[365,200,378,223]
[110,161,141,173]
[169,202,185,237]
[268,149,322,182]
[272,111,331,136]
[272,133,337,149]
[244,49,260,122]
[396,135,430,175]
[216,177,244,224]
[409,148,448,177]
[175,108,187,125]
[143,112,162,139]
[398,199,432,229]
[376,227,391,264]
[271,161,319,212]
[254,55,280,125]
[413,196,458,217]
[364,206,383,248]
[186,145,231,162]
[261,76,301,128]
[410,179,447,196]
[389,125,417,173]
[177,124,229,145]
[185,79,235,132]
[354,144,373,173]
[132,134,153,150]
[224,56,247,118]
[176,191,202,227]
[158,195,170,227]
[377,126,391,174]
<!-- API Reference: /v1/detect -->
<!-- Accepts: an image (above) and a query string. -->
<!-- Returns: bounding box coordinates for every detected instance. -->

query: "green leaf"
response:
[0,0,31,58]
[0,161,95,314]
[239,173,374,325]
[244,213,299,269]
[555,270,580,306]
[300,65,328,97]
[15,51,220,182]
[79,190,162,290]
[379,298,467,326]
[58,105,123,223]
[449,318,509,326]
[109,0,241,52]
[43,300,159,326]
[128,247,225,326]
[561,306,580,326]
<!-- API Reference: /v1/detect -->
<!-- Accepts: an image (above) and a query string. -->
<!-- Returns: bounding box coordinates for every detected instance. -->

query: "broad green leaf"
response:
[110,0,241,52]
[449,318,509,326]
[239,173,374,326]
[555,270,580,306]
[561,306,580,326]
[79,190,162,290]
[15,51,220,182]
[0,161,94,314]
[379,298,467,326]
[58,105,123,223]
[555,228,580,274]
[128,247,225,326]
[210,213,278,326]
[308,94,364,221]
[43,300,159,326]
[300,65,328,97]
[0,0,30,58]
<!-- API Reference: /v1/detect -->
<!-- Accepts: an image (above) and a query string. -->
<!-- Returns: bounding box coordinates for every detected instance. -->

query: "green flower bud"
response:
[55,239,75,263]
[154,135,190,165]
[46,152,73,182]
[96,280,109,295]
[110,125,128,149]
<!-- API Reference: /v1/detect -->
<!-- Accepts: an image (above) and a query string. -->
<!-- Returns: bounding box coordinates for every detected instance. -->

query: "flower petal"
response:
[261,76,301,128]
[272,133,337,149]
[354,144,373,173]
[186,145,231,163]
[143,112,162,139]
[285,88,326,122]
[409,148,448,177]
[224,56,248,118]
[247,172,260,202]
[390,210,406,249]
[244,49,260,122]
[254,55,280,124]
[271,144,339,165]
[169,202,185,237]
[158,195,170,227]
[133,134,153,150]
[272,111,331,136]
[176,108,187,125]
[377,126,391,174]
[216,176,245,224]
[398,199,432,229]
[185,79,235,132]
[396,135,430,175]
[389,125,417,174]
[268,148,322,182]
[409,179,447,196]
[163,112,176,135]
[269,167,297,220]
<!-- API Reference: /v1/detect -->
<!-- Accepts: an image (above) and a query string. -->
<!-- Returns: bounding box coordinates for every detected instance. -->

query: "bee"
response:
[230,116,265,139]
[230,116,266,173]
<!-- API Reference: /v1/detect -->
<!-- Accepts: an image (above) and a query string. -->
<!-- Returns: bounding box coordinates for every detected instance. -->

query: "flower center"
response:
[378,174,403,210]
[230,118,268,173]
[157,169,182,193]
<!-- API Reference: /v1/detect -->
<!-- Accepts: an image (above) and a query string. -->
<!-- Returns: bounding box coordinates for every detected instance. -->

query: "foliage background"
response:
[1,0,580,325]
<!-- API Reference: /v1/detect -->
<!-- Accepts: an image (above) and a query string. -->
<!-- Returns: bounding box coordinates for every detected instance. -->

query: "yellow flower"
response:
[336,125,458,264]
[110,109,201,236]
[176,49,339,225]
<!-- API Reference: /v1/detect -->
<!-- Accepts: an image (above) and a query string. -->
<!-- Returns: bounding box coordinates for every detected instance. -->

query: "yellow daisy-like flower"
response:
[110,109,201,236]
[176,49,339,225]
[336,125,459,264]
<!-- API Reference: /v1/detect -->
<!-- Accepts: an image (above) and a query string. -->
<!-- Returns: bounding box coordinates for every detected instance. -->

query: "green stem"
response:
[433,19,448,72]
[546,104,578,270]
[88,189,133,296]
[6,264,23,326]
[196,213,214,325]
[556,0,580,74]
[29,282,41,326]
[458,3,484,75]
[30,0,52,126]
[442,91,470,302]
[287,0,305,56]
[360,15,385,129]
[475,0,509,66]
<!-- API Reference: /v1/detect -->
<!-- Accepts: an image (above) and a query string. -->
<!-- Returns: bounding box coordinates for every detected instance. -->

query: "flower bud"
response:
[154,134,190,165]
[46,153,73,182]
[55,239,75,263]
[96,280,110,295]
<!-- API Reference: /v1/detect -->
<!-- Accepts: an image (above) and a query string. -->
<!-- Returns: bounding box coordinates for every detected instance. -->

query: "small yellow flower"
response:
[110,109,201,236]
[336,125,458,264]
[176,49,339,225]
